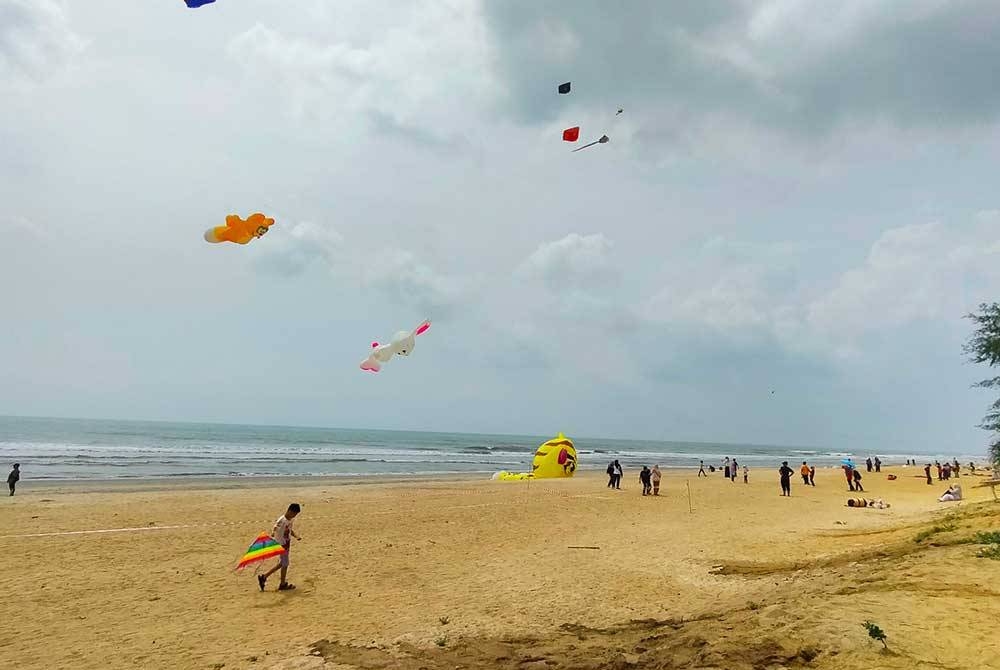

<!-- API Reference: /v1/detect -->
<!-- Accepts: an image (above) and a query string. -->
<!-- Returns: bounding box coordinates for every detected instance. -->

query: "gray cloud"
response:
[484,1,1000,144]
[0,0,84,82]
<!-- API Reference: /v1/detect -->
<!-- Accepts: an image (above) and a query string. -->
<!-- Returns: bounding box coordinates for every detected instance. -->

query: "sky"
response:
[1,0,999,452]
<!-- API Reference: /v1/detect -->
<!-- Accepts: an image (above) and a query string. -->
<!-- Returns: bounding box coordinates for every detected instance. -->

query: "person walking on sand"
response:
[924,463,933,485]
[612,460,623,490]
[874,456,882,473]
[865,457,873,473]
[731,459,739,482]
[743,464,749,484]
[606,461,615,488]
[800,461,811,485]
[639,466,652,496]
[259,503,303,592]
[7,463,19,497]
[852,468,864,492]
[844,464,855,492]
[809,465,816,486]
[698,460,707,477]
[651,464,662,496]
[723,457,731,480]
[779,461,793,496]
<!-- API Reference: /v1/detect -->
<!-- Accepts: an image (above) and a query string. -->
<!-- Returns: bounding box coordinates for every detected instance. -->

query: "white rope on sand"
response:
[0,491,613,540]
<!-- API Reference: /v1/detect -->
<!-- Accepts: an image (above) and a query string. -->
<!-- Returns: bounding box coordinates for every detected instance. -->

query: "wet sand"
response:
[1,466,998,669]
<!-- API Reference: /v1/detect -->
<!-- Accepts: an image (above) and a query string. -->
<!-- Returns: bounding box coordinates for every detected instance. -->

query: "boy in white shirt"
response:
[259,503,302,592]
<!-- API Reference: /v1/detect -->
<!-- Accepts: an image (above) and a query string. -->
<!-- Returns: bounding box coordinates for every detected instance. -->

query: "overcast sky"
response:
[2,0,999,452]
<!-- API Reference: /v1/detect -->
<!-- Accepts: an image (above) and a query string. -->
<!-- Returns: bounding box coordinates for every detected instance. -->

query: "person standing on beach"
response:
[606,461,616,488]
[779,461,793,496]
[874,456,882,473]
[612,460,623,490]
[651,464,662,496]
[936,461,942,480]
[953,459,960,478]
[852,468,864,492]
[698,460,707,477]
[943,462,951,480]
[259,503,302,592]
[924,463,933,485]
[800,462,811,485]
[7,463,19,497]
[865,457,873,473]
[730,460,739,482]
[743,464,749,484]
[723,457,731,480]
[639,466,652,496]
[844,465,855,492]
[809,465,816,486]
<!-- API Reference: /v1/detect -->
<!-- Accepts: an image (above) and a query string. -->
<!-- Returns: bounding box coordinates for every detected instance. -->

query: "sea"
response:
[0,416,985,482]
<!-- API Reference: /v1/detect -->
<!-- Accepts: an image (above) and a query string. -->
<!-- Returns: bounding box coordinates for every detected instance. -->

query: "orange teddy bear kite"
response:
[204,213,274,245]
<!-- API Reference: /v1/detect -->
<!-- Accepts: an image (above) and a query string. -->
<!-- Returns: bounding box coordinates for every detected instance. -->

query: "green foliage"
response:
[862,621,888,649]
[965,303,1000,465]
[914,517,958,544]
[974,530,1000,545]
[434,636,447,647]
[747,600,761,611]
[977,544,1000,560]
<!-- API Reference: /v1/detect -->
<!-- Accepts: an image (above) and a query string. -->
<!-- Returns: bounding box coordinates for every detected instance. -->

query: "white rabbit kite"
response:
[360,320,431,373]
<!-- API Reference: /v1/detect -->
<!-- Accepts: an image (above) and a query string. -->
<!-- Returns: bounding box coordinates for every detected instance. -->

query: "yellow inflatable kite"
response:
[493,433,577,481]
[204,213,274,245]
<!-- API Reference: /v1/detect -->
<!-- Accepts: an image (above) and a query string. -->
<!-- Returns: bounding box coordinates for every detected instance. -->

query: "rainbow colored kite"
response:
[236,532,286,571]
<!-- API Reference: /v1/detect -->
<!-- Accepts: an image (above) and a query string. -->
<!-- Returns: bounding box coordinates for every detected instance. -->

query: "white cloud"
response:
[518,233,616,291]
[226,1,499,141]
[0,0,84,82]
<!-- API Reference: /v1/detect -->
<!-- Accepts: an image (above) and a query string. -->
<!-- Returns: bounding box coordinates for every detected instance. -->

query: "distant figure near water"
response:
[651,465,662,496]
[698,460,707,477]
[924,463,932,485]
[779,461,793,496]
[800,462,811,485]
[639,466,652,496]
[7,463,19,497]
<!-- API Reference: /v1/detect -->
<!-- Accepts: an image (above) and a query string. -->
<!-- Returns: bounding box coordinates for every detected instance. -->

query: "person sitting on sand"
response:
[259,503,302,592]
[650,464,662,496]
[800,461,811,485]
[847,498,890,509]
[779,461,793,496]
[938,485,962,502]
[7,463,19,497]
[852,468,864,492]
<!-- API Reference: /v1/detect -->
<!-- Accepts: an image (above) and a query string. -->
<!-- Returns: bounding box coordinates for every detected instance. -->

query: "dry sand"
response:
[1,466,999,670]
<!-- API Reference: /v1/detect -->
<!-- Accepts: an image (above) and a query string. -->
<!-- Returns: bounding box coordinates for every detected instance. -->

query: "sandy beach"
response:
[2,466,999,670]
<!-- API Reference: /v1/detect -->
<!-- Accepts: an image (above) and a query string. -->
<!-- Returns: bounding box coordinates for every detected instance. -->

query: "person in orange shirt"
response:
[800,461,811,485]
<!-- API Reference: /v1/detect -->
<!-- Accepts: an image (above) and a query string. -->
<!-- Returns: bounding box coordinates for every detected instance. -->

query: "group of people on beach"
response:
[695,457,749,483]
[606,461,663,495]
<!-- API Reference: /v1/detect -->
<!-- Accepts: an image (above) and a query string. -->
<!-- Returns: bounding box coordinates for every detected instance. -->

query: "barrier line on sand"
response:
[0,493,612,540]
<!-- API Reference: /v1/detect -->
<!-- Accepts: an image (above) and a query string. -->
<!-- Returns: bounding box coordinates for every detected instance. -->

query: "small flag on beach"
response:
[236,532,285,570]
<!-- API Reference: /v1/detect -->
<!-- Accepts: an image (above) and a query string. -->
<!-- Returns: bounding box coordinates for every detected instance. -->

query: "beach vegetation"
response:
[747,601,761,611]
[434,636,448,647]
[964,303,1000,466]
[914,516,958,543]
[862,620,888,649]
[975,530,1000,559]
